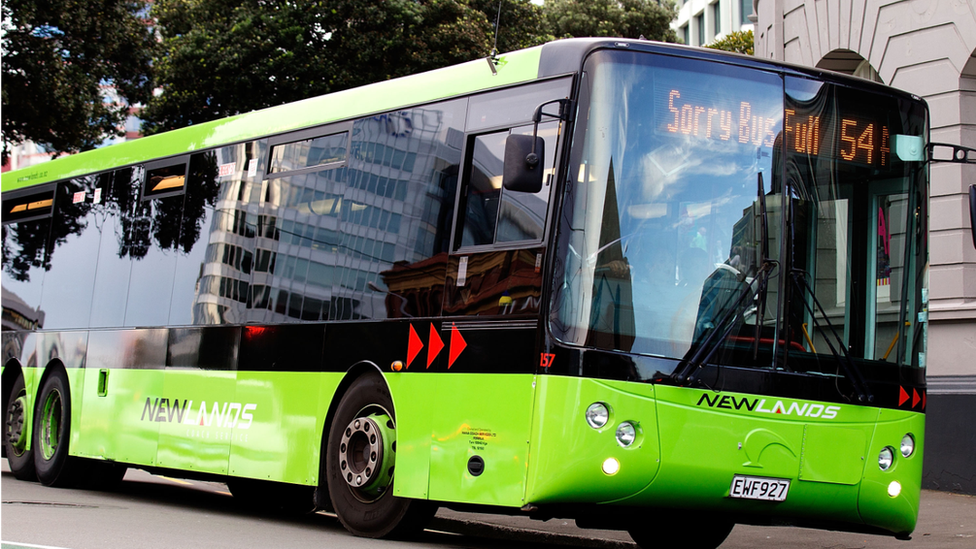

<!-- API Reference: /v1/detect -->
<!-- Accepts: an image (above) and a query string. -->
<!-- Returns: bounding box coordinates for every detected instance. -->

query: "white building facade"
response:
[672,0,756,46]
[754,0,976,494]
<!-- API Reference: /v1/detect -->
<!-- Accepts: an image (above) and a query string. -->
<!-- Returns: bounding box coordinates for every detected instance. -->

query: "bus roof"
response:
[2,38,922,194]
[2,45,545,193]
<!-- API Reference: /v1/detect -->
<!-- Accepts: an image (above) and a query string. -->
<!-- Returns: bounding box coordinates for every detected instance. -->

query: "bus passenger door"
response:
[427,81,566,506]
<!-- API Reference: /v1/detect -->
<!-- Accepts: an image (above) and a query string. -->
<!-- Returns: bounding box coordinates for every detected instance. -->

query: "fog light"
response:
[888,481,902,498]
[900,433,915,458]
[616,422,637,447]
[602,457,620,475]
[585,403,610,429]
[878,447,894,471]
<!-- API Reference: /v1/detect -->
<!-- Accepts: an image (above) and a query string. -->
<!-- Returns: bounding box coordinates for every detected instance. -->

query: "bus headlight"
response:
[585,403,610,429]
[878,447,894,471]
[900,433,915,458]
[616,422,637,447]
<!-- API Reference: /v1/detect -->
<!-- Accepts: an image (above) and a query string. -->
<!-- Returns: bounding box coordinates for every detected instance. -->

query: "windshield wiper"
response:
[670,262,775,385]
[671,172,777,386]
[789,270,874,404]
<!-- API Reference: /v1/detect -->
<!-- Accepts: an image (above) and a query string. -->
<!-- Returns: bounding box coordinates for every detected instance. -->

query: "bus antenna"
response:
[486,0,502,74]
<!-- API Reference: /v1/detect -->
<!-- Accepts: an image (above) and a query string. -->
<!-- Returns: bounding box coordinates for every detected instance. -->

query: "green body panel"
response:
[156,370,236,474]
[1,48,543,193]
[385,373,433,499]
[524,380,922,534]
[227,371,339,484]
[800,423,866,484]
[425,373,536,507]
[73,367,339,485]
[858,409,924,535]
[74,369,164,466]
[525,376,662,504]
[636,385,875,523]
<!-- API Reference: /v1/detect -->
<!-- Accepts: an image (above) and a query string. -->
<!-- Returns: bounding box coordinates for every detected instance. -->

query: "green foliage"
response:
[545,0,678,41]
[471,0,554,53]
[1,0,155,162]
[143,0,534,134]
[143,0,680,134]
[706,29,754,56]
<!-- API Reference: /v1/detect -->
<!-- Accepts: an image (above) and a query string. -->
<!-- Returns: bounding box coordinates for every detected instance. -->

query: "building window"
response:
[741,0,753,25]
[682,24,689,45]
[697,12,705,46]
[713,2,721,36]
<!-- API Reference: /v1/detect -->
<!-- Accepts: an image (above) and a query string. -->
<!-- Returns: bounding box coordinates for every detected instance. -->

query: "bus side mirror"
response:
[969,184,976,249]
[503,134,545,193]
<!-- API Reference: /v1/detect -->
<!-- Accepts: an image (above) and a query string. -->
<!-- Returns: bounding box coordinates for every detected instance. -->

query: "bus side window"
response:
[1,185,56,336]
[35,176,104,330]
[459,131,507,247]
[457,121,558,248]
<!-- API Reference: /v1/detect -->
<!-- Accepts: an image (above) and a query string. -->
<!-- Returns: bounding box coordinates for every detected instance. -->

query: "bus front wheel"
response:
[4,373,36,481]
[325,373,434,538]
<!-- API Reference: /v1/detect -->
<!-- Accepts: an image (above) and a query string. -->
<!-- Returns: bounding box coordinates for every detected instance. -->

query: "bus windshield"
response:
[551,49,928,377]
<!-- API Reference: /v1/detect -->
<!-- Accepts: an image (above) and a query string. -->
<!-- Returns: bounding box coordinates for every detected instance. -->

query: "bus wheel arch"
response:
[316,361,386,511]
[3,361,36,481]
[322,365,434,538]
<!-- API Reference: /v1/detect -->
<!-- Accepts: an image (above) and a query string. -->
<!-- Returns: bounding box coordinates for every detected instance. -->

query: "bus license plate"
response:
[729,475,790,502]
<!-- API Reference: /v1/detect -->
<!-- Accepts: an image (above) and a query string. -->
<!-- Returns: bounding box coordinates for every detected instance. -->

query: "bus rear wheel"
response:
[33,369,78,487]
[628,518,734,549]
[4,373,36,481]
[325,373,434,538]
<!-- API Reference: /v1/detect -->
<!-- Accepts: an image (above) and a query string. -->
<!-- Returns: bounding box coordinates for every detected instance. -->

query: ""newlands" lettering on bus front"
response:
[696,393,840,419]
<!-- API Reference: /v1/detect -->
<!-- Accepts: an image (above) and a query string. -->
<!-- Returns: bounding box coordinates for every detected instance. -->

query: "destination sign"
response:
[662,88,893,167]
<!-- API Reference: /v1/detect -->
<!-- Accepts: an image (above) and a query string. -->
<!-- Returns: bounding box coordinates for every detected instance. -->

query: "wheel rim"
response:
[39,388,64,460]
[5,393,28,456]
[338,408,396,502]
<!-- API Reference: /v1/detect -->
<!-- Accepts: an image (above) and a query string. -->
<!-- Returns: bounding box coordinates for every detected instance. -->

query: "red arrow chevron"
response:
[407,324,423,369]
[427,323,444,368]
[448,324,467,368]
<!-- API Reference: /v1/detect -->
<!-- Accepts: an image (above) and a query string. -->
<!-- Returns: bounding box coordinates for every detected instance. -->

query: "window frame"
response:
[142,156,191,201]
[265,122,353,180]
[2,183,57,224]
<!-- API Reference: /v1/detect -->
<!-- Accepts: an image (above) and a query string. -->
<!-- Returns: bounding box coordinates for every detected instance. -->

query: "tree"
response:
[143,0,511,134]
[1,0,155,163]
[544,0,678,42]
[142,0,680,135]
[706,30,753,56]
[470,0,553,54]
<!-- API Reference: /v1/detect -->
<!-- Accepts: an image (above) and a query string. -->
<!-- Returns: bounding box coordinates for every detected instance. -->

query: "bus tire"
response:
[32,368,78,487]
[628,518,734,549]
[3,373,36,481]
[325,373,435,539]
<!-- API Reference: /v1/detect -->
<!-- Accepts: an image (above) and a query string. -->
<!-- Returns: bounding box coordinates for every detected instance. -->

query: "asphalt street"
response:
[2,459,974,548]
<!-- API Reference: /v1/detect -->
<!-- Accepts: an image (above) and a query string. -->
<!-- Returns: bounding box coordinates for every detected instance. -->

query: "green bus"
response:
[2,38,932,548]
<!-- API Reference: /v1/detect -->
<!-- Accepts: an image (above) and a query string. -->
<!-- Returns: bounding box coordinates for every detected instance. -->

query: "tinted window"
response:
[36,176,104,329]
[2,187,54,334]
[189,141,266,325]
[458,122,558,248]
[169,150,222,325]
[89,169,136,327]
[269,132,348,174]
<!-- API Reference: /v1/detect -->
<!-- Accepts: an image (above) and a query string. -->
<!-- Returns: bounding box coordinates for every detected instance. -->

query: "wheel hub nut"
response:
[339,417,384,489]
